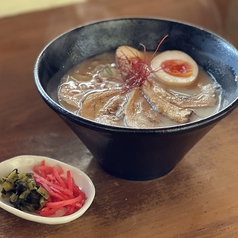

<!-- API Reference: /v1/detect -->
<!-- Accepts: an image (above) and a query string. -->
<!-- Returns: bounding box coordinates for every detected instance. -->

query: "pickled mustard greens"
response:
[0,169,49,212]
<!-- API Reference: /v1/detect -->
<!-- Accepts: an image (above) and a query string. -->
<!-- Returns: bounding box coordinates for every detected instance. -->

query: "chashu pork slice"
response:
[81,89,126,126]
[142,81,193,123]
[150,83,217,108]
[125,88,161,128]
[58,80,82,109]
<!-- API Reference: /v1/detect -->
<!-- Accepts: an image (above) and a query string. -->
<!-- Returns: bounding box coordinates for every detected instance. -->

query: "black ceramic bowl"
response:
[34,18,238,181]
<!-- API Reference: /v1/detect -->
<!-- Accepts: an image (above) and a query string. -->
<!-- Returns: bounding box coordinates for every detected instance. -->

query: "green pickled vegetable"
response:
[0,169,49,212]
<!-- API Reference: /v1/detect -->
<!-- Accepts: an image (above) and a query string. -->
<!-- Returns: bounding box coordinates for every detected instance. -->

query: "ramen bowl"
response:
[34,18,238,181]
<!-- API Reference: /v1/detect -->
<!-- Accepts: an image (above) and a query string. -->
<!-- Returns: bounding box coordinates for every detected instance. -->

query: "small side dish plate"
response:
[0,155,95,225]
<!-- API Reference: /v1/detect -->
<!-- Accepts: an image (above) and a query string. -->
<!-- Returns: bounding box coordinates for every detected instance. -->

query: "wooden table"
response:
[1,0,238,237]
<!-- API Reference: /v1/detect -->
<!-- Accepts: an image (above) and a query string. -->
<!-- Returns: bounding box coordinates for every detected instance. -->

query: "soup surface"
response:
[58,46,222,128]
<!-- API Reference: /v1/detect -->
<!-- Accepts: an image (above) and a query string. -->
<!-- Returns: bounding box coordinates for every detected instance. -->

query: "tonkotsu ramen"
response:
[58,40,222,128]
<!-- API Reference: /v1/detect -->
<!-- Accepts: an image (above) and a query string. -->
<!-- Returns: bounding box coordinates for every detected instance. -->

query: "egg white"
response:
[116,46,145,61]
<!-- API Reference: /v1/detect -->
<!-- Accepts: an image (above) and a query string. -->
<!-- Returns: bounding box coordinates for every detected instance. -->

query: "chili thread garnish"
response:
[116,34,169,90]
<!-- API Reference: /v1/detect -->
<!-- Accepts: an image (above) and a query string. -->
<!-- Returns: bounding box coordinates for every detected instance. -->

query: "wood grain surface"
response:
[0,0,238,237]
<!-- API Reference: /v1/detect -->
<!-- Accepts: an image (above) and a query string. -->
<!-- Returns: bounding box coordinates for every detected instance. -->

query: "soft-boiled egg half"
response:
[116,46,145,61]
[151,50,199,86]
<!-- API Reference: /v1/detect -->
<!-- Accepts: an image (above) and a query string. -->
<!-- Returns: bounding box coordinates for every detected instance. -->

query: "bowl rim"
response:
[34,17,238,134]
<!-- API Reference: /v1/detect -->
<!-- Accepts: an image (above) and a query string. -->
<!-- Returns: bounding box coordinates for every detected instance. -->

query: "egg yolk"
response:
[161,60,193,77]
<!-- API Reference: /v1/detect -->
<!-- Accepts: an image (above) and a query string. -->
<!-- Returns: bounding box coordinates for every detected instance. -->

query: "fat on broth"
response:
[58,50,222,128]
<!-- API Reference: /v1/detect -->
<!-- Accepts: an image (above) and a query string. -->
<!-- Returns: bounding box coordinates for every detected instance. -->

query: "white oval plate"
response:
[0,155,95,225]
